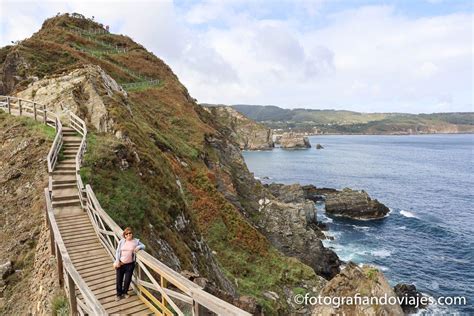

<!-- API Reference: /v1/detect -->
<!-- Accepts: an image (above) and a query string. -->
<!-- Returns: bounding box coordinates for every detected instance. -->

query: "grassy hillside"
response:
[0,13,323,313]
[232,104,474,134]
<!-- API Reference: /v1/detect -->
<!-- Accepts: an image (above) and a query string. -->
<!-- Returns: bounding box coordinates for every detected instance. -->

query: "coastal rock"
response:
[302,185,338,202]
[325,188,390,220]
[258,184,341,279]
[203,105,274,150]
[15,64,129,133]
[265,183,306,204]
[394,283,427,313]
[278,132,311,149]
[312,262,404,316]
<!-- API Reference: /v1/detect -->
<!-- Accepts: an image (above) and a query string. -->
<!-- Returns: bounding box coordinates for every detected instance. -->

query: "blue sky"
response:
[1,0,473,113]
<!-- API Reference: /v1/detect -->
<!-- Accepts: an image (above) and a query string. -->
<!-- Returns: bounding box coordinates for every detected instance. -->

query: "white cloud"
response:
[0,1,472,113]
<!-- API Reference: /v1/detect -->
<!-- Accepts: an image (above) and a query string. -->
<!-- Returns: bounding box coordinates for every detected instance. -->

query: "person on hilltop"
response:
[113,227,145,301]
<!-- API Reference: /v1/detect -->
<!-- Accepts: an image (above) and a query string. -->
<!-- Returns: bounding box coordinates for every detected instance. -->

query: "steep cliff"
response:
[204,105,274,150]
[0,13,329,313]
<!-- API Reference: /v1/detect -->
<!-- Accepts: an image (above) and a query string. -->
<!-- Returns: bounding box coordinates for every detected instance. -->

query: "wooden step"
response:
[52,183,76,189]
[52,199,81,208]
[63,150,78,155]
[55,165,76,171]
[52,194,79,202]
[53,170,76,176]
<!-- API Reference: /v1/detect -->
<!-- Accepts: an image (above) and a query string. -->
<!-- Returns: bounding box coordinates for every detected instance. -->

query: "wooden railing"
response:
[44,188,107,315]
[0,96,106,315]
[0,96,62,173]
[69,111,87,208]
[70,104,250,315]
[85,186,250,316]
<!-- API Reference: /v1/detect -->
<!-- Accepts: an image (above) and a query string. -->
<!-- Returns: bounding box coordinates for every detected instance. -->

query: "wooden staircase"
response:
[52,127,153,314]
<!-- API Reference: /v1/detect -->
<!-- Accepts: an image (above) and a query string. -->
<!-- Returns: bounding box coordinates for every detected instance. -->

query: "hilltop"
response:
[232,104,474,135]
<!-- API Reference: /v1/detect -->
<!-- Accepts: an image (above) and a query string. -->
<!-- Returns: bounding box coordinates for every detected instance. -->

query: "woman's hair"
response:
[123,227,133,238]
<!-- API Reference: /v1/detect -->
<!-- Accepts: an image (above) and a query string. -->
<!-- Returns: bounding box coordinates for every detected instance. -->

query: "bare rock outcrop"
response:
[260,183,341,279]
[312,262,404,316]
[277,132,311,149]
[15,64,129,133]
[324,188,390,220]
[204,105,274,150]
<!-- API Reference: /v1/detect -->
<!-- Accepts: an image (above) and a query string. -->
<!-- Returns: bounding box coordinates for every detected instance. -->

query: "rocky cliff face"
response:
[204,105,274,150]
[312,262,404,316]
[0,112,60,314]
[260,184,341,279]
[276,132,311,149]
[15,65,127,133]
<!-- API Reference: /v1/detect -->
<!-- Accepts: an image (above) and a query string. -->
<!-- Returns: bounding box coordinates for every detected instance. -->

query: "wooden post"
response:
[33,102,37,121]
[67,273,78,315]
[192,301,200,316]
[43,104,47,124]
[47,215,55,256]
[56,244,64,287]
[7,97,11,114]
[18,99,22,116]
[161,275,167,307]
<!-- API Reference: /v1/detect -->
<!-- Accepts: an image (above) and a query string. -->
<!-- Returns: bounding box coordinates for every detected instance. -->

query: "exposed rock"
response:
[266,183,306,204]
[312,262,404,316]
[0,50,30,95]
[278,132,311,149]
[316,143,324,149]
[302,185,338,202]
[258,184,341,279]
[325,188,390,220]
[394,283,427,313]
[203,105,274,150]
[15,64,129,133]
[0,261,14,280]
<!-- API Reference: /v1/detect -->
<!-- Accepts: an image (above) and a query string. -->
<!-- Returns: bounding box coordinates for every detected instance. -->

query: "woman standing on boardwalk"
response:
[113,227,145,301]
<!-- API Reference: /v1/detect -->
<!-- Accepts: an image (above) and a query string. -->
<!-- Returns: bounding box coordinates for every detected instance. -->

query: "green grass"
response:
[0,111,56,140]
[51,293,69,316]
[365,268,379,281]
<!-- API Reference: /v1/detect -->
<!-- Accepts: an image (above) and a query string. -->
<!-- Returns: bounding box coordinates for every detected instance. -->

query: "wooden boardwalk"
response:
[53,127,153,315]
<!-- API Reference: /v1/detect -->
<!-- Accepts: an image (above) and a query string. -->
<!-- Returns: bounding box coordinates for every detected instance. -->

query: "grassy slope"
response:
[1,14,323,313]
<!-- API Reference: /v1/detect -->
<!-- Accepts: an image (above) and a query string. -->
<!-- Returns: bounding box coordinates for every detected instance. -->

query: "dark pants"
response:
[116,262,135,296]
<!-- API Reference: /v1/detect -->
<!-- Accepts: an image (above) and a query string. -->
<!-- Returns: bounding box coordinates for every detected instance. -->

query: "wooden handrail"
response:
[44,188,107,315]
[0,96,62,173]
[85,185,250,315]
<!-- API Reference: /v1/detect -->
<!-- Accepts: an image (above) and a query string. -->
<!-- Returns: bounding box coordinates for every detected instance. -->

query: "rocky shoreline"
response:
[262,181,427,314]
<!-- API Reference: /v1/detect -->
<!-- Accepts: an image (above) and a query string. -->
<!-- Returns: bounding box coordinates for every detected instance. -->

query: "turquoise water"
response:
[243,134,473,314]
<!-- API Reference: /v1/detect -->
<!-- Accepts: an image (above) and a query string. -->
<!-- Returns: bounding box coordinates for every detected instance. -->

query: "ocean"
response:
[243,134,473,314]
